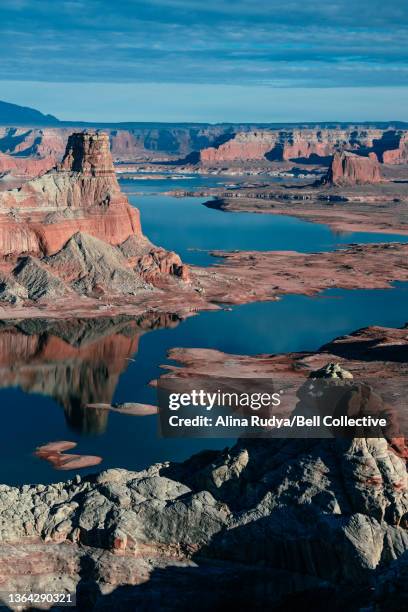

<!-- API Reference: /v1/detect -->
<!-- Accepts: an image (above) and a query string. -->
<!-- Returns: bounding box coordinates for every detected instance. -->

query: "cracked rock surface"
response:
[0,436,407,610]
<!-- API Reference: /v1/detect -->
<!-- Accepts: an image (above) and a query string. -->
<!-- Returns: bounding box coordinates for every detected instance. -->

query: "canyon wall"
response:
[0,128,70,179]
[0,125,234,163]
[200,128,408,164]
[0,151,55,178]
[1,126,408,171]
[382,132,408,164]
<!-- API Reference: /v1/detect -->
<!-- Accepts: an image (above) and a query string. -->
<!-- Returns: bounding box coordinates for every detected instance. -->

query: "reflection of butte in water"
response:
[0,313,181,434]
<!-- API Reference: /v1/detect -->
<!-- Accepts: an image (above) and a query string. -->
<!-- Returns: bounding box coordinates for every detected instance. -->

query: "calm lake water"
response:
[121,177,408,265]
[117,171,250,193]
[1,174,407,486]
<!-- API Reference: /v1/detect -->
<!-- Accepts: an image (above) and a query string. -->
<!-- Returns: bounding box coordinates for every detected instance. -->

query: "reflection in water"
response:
[0,314,181,434]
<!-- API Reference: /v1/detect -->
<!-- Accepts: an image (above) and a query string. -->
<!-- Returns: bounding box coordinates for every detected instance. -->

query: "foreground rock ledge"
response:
[0,436,407,610]
[1,325,408,609]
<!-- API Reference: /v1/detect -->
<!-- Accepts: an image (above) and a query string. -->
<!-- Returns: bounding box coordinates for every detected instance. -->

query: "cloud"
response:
[0,0,406,87]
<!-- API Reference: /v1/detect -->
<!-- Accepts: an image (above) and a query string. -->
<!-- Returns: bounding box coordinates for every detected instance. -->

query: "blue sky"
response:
[0,0,407,122]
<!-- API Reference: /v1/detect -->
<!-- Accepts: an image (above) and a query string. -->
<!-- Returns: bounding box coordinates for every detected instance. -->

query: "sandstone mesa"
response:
[199,127,408,165]
[2,125,408,174]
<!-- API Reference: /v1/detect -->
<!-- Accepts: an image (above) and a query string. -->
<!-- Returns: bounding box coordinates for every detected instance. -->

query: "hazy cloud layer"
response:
[0,0,407,87]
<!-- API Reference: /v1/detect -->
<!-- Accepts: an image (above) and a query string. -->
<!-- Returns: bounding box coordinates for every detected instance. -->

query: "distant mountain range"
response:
[0,100,59,125]
[1,99,408,130]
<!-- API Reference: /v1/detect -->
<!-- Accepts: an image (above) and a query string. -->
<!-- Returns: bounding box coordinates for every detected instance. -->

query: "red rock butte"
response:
[0,131,142,257]
[0,131,189,308]
[322,151,383,186]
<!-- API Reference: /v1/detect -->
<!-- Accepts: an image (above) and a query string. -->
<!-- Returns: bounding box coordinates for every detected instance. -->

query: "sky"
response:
[0,0,407,122]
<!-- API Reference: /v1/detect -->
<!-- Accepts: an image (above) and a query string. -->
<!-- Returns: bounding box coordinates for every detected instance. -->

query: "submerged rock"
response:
[86,402,158,415]
[35,441,102,471]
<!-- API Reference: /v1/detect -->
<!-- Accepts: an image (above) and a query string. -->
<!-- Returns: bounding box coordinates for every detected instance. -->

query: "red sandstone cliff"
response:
[0,127,68,158]
[322,151,382,186]
[0,152,55,178]
[0,127,68,179]
[200,128,408,164]
[0,131,188,306]
[0,132,143,256]
[383,133,408,164]
[2,126,407,168]
[200,132,276,162]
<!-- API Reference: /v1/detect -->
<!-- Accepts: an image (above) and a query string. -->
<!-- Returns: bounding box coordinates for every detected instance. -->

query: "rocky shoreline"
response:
[1,239,408,322]
[204,191,408,236]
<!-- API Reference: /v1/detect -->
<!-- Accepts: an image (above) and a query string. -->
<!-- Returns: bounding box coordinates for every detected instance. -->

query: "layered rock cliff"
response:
[0,131,189,306]
[322,151,383,186]
[0,132,143,256]
[2,125,408,168]
[2,436,407,609]
[0,127,68,179]
[0,151,54,178]
[200,131,276,162]
[0,127,67,158]
[200,128,408,164]
[383,132,408,164]
[0,125,234,163]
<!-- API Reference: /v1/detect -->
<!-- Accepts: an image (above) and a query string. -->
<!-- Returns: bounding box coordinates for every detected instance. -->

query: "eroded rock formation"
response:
[0,437,407,608]
[383,132,408,164]
[0,127,69,179]
[0,131,143,255]
[200,127,408,164]
[0,131,189,307]
[201,131,276,162]
[0,322,407,607]
[0,151,55,178]
[0,125,234,162]
[322,151,383,185]
[3,125,407,168]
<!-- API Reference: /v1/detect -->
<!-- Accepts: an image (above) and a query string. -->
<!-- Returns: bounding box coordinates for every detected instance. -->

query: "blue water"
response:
[1,174,407,486]
[119,172,248,194]
[121,181,408,266]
